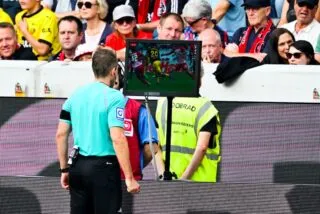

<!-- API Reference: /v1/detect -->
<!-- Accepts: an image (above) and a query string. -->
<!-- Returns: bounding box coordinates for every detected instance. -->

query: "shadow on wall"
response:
[0,187,41,214]
[273,162,320,184]
[121,187,134,214]
[286,185,320,214]
[37,161,60,177]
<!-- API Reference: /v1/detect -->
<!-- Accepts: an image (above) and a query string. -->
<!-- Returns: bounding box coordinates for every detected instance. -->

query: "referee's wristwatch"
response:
[59,167,69,173]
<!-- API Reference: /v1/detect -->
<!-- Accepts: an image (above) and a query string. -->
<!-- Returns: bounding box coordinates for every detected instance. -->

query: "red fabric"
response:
[121,98,143,180]
[104,31,151,51]
[137,0,150,24]
[151,0,166,21]
[238,19,273,53]
[58,51,65,61]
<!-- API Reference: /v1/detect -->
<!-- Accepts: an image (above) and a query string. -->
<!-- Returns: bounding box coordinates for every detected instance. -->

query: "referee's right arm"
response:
[56,120,71,190]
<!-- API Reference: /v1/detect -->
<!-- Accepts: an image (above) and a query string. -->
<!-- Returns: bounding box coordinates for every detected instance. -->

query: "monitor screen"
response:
[123,39,202,97]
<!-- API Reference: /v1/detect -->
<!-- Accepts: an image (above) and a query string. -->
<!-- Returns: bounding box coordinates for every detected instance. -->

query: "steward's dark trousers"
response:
[69,155,122,214]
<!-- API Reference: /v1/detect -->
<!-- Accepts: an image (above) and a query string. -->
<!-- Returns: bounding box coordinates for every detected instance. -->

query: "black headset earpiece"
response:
[117,61,125,89]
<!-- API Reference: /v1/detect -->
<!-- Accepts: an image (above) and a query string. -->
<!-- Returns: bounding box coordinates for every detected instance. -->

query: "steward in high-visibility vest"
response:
[156,97,221,182]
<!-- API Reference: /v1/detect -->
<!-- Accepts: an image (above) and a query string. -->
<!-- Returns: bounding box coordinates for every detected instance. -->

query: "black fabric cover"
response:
[213,57,261,83]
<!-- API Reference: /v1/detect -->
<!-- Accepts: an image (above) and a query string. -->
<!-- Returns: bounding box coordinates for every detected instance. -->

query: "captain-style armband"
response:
[59,167,69,173]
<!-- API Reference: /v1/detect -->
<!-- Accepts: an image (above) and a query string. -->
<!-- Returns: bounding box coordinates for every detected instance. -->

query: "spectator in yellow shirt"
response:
[0,8,13,24]
[15,0,61,60]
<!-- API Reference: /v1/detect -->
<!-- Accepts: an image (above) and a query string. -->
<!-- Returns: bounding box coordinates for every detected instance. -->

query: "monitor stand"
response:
[163,96,177,181]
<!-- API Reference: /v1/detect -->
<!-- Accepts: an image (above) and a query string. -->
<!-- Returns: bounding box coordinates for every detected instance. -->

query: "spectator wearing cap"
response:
[78,0,112,46]
[280,0,320,51]
[181,0,229,48]
[104,4,151,61]
[224,0,276,62]
[73,43,95,61]
[287,40,319,64]
[278,0,320,26]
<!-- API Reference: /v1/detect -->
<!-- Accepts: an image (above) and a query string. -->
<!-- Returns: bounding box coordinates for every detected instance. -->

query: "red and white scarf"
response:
[238,19,273,53]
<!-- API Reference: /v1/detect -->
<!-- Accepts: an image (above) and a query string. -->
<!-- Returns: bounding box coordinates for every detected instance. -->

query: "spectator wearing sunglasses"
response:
[287,40,319,64]
[280,0,320,50]
[78,0,112,46]
[104,4,151,61]
[278,0,320,26]
[262,28,296,64]
[181,0,229,48]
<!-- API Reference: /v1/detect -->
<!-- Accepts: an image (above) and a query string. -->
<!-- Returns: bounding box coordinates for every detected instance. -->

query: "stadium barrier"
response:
[0,61,320,213]
[0,60,320,103]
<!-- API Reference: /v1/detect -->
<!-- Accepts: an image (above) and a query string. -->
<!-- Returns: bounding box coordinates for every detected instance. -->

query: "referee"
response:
[56,47,140,214]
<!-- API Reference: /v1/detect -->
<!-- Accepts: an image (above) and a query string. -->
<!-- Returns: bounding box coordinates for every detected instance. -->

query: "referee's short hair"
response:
[92,47,118,78]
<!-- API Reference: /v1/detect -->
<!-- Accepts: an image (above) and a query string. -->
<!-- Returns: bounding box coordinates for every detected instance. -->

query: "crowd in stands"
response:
[0,0,319,65]
[1,0,320,183]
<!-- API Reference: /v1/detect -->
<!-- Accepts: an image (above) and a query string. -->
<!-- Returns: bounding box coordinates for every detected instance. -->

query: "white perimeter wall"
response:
[0,60,319,103]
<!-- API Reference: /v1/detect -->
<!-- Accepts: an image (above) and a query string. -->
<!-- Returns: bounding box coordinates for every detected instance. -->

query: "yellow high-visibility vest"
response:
[156,97,221,182]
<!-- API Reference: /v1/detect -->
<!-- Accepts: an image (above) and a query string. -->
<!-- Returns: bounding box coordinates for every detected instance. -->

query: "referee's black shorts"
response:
[69,154,122,214]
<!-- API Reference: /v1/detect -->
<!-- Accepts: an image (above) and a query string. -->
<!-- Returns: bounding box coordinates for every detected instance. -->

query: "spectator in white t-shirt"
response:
[280,0,320,50]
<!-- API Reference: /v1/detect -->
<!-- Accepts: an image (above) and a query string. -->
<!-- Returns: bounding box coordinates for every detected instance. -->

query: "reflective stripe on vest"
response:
[194,101,214,135]
[160,99,214,136]
[160,98,167,137]
[162,145,219,161]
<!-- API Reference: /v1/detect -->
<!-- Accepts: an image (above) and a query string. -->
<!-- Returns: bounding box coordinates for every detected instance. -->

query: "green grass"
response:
[126,71,196,92]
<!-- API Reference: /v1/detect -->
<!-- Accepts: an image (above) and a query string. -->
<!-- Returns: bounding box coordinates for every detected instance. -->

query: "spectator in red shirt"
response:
[104,4,151,61]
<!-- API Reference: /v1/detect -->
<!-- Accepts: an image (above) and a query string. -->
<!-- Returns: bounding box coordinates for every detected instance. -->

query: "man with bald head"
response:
[199,28,227,63]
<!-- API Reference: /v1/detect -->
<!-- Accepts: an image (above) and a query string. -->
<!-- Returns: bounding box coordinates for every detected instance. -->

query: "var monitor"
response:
[123,39,202,97]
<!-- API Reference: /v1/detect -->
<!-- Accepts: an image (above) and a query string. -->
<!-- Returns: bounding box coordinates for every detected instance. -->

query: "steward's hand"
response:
[125,178,140,193]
